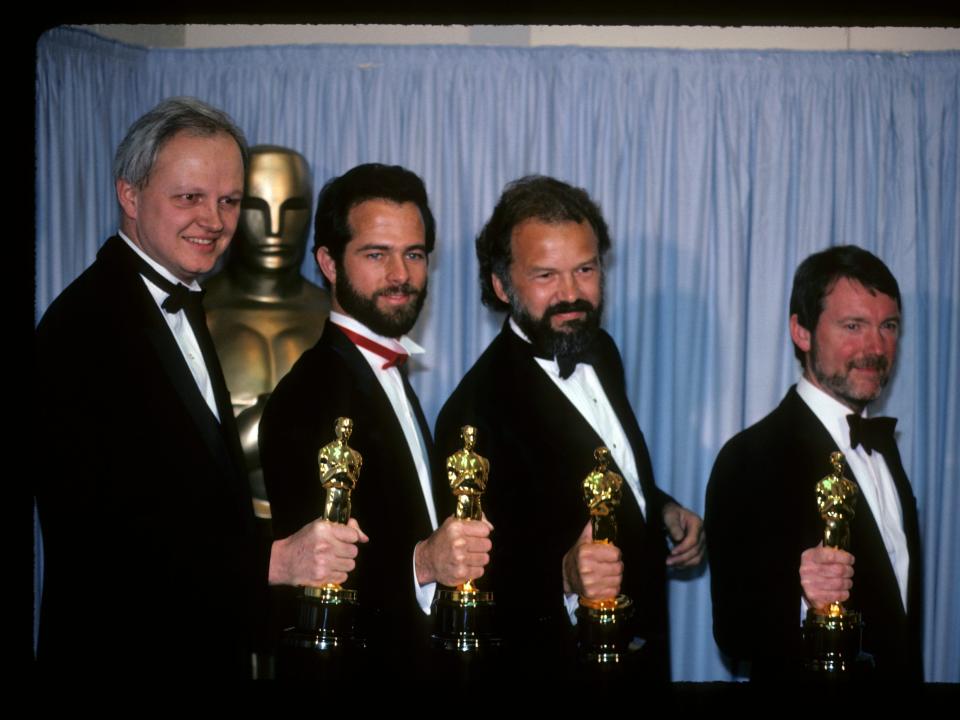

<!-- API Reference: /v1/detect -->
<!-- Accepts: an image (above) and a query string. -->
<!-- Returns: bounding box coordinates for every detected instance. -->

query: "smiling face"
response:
[790,277,900,412]
[316,198,428,338]
[492,218,603,357]
[117,130,245,283]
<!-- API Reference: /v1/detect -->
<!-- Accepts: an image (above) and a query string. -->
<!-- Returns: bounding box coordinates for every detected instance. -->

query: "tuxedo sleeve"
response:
[705,436,805,671]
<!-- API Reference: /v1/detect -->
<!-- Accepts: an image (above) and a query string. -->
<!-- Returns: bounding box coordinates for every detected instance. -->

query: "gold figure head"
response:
[815,452,858,550]
[582,447,623,545]
[336,416,354,443]
[829,451,844,477]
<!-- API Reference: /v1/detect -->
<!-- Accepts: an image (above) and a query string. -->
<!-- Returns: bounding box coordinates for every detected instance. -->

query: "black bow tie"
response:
[531,347,596,380]
[160,282,205,314]
[557,353,588,380]
[847,414,898,457]
[130,252,205,314]
[119,241,205,314]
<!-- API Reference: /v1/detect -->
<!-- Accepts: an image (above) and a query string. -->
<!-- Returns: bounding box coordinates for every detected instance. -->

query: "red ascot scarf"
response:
[334,324,409,369]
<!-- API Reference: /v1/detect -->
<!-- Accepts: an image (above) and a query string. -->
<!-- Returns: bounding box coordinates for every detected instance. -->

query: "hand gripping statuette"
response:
[576,447,635,665]
[432,425,499,652]
[801,451,873,676]
[286,417,364,656]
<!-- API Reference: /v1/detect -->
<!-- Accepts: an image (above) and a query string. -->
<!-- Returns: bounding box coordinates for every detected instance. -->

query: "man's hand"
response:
[799,544,855,610]
[268,518,368,587]
[662,501,706,568]
[562,521,623,599]
[414,515,493,587]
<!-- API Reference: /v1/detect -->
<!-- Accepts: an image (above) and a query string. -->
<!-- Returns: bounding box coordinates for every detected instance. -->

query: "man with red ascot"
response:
[260,164,492,676]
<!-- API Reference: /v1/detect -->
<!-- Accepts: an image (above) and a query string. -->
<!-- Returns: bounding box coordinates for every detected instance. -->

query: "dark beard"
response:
[511,296,603,358]
[335,268,427,339]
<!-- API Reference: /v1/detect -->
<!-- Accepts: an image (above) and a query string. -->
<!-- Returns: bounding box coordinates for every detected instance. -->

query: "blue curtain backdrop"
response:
[35,26,959,681]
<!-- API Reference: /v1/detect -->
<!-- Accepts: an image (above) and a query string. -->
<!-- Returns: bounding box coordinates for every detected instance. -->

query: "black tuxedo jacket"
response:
[705,386,923,681]
[34,236,268,678]
[259,321,437,652]
[434,323,673,679]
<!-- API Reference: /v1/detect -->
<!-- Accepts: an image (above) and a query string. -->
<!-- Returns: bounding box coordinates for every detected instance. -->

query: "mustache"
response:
[543,299,596,319]
[849,355,889,372]
[374,283,421,299]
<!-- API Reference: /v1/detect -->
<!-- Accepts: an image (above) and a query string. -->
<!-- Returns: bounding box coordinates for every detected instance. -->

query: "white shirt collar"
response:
[329,310,424,355]
[796,375,869,450]
[118,230,202,291]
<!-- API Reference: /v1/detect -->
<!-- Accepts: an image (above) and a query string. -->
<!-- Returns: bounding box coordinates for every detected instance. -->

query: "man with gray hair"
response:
[35,97,365,677]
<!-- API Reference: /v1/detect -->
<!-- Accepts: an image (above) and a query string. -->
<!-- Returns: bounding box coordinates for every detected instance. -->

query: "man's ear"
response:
[789,314,812,354]
[491,273,510,305]
[116,179,138,221]
[316,247,337,286]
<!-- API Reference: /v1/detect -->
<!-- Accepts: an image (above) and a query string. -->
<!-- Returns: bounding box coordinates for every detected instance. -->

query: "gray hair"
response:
[113,97,248,188]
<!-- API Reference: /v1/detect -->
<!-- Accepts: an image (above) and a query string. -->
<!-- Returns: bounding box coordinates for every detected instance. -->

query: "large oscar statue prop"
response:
[801,452,871,676]
[576,447,635,665]
[432,426,499,652]
[204,145,330,522]
[281,417,363,666]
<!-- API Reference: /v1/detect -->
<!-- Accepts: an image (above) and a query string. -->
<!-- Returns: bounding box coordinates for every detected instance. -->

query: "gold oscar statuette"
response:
[801,451,872,676]
[431,425,499,652]
[575,447,635,665]
[284,417,363,654]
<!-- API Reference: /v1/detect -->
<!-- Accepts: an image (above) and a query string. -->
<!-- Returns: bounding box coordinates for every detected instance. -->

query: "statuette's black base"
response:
[276,586,364,682]
[576,594,635,666]
[802,608,874,680]
[431,587,500,652]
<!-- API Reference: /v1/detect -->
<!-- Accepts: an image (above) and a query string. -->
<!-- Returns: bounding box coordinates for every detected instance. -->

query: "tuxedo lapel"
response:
[882,442,921,556]
[324,323,433,514]
[98,237,243,484]
[591,341,659,515]
[503,328,605,452]
[884,441,922,615]
[502,327,647,527]
[326,323,384,408]
[787,388,907,617]
[400,367,435,459]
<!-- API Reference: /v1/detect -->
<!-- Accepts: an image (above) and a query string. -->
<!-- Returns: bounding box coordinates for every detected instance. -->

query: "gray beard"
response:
[510,294,603,358]
[809,337,890,412]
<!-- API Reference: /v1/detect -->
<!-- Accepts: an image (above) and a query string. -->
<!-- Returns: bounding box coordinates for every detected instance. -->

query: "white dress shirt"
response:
[509,319,648,622]
[119,231,219,420]
[797,376,910,611]
[328,312,438,613]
